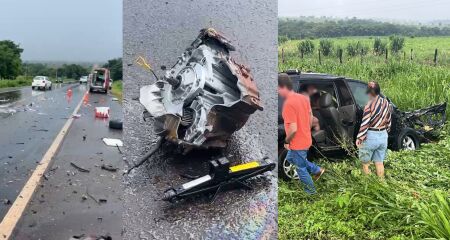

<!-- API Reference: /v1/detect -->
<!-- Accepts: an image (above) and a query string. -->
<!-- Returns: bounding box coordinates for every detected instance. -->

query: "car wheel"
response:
[32,86,35,90]
[278,148,298,181]
[49,85,52,90]
[395,128,419,151]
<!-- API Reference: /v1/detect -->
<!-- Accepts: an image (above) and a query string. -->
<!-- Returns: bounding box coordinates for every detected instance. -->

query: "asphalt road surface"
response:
[0,84,84,220]
[0,84,123,239]
[123,0,278,239]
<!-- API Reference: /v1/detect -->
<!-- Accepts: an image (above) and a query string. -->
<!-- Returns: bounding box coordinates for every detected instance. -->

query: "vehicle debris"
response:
[101,164,118,172]
[95,107,110,118]
[162,157,275,203]
[139,28,263,149]
[70,162,90,173]
[102,138,123,147]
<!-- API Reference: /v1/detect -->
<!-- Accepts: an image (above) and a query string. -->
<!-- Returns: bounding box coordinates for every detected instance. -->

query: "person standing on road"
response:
[356,81,392,179]
[278,73,325,194]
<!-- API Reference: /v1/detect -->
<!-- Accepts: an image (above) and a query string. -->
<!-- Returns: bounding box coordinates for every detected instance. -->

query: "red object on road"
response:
[95,107,110,118]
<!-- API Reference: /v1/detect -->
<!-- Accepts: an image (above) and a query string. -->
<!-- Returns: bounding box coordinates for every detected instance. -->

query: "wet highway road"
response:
[0,84,85,220]
[12,89,123,239]
[123,0,278,239]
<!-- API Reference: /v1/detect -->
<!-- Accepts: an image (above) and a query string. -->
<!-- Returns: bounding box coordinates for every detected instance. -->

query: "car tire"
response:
[394,128,419,151]
[49,85,52,90]
[109,119,123,130]
[278,148,298,181]
[32,86,35,90]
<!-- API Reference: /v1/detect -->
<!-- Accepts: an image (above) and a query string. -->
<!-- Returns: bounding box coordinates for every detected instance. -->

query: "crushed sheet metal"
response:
[139,28,263,149]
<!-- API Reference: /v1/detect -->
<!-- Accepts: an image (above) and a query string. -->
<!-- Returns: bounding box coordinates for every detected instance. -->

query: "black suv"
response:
[278,70,446,180]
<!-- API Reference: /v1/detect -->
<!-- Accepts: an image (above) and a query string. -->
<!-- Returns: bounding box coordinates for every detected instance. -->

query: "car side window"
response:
[335,80,354,106]
[347,81,369,107]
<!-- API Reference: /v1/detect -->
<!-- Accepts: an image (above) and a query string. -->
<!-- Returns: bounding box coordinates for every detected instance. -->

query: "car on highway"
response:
[89,68,110,93]
[31,76,52,91]
[278,70,447,180]
[79,76,88,84]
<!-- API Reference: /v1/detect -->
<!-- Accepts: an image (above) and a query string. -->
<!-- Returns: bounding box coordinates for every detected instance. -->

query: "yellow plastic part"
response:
[229,161,260,172]
[136,56,153,71]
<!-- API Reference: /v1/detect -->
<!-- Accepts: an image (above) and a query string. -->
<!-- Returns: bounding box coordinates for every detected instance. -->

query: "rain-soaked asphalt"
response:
[0,84,84,220]
[123,0,278,239]
[10,85,123,239]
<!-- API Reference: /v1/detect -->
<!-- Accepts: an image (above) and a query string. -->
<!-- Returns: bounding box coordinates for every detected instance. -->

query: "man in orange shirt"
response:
[278,74,325,194]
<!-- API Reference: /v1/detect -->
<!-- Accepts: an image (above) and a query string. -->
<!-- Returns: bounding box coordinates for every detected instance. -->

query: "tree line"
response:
[279,18,450,39]
[0,39,122,81]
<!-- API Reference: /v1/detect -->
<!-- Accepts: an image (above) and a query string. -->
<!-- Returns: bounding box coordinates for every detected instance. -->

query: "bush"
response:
[297,40,315,55]
[373,37,387,55]
[319,39,333,56]
[390,35,405,53]
[278,35,289,44]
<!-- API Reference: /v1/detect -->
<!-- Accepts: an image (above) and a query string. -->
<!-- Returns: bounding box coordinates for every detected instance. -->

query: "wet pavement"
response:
[11,88,123,239]
[0,84,84,220]
[123,0,277,239]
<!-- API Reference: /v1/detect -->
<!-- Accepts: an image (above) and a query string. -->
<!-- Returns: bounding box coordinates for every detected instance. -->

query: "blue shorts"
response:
[358,130,388,163]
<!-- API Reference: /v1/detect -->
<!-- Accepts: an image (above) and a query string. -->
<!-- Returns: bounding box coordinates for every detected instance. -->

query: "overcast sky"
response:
[279,0,450,22]
[0,0,122,62]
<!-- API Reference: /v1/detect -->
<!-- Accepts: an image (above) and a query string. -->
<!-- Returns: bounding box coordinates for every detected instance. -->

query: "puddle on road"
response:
[0,90,21,106]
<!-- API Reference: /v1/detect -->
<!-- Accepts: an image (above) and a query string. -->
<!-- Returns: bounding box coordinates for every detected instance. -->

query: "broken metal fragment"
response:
[139,28,263,149]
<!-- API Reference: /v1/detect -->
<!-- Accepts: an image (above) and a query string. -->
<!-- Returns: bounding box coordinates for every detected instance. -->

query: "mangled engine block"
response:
[140,28,263,148]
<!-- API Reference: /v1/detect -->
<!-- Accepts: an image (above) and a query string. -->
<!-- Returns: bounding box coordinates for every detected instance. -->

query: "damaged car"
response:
[278,70,447,180]
[139,28,263,151]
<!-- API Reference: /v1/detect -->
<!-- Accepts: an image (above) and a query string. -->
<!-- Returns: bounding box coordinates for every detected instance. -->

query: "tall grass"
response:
[0,76,32,88]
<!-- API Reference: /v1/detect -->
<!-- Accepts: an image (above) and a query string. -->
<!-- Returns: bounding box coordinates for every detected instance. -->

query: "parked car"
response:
[31,76,52,91]
[278,70,447,180]
[79,76,88,84]
[89,68,110,93]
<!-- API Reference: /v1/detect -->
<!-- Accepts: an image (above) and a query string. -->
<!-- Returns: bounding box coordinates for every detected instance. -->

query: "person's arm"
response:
[285,122,297,144]
[386,103,392,133]
[356,101,372,146]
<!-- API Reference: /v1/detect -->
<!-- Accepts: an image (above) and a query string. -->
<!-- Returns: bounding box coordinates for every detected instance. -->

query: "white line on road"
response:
[0,91,87,239]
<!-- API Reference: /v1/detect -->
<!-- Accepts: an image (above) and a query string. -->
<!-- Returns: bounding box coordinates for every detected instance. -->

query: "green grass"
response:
[279,36,450,240]
[279,132,450,239]
[111,80,122,101]
[0,76,32,88]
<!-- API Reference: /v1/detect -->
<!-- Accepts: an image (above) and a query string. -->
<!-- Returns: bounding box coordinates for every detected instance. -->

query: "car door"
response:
[335,79,358,141]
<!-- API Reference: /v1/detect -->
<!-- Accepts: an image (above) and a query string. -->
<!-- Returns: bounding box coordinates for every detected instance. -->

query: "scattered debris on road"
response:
[70,162,90,173]
[95,107,110,118]
[101,164,118,172]
[102,138,123,147]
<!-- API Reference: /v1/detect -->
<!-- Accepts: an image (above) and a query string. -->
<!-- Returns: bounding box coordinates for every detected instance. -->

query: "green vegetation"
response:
[103,58,122,80]
[0,76,31,88]
[279,36,450,239]
[279,134,450,239]
[0,40,23,79]
[279,18,450,39]
[111,80,122,101]
[279,37,450,112]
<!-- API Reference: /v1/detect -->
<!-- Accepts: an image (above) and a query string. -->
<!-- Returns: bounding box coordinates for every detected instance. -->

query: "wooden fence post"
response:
[403,51,406,60]
[360,49,364,64]
[385,50,388,62]
[410,49,413,61]
[434,49,438,66]
[338,49,343,64]
[318,49,322,65]
[300,49,304,59]
[281,48,285,64]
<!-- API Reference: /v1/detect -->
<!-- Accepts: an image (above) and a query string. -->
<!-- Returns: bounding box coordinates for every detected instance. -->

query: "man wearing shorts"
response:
[356,81,392,178]
[278,73,325,194]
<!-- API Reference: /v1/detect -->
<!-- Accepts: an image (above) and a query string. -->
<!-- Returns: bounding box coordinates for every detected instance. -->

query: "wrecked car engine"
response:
[140,28,263,149]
